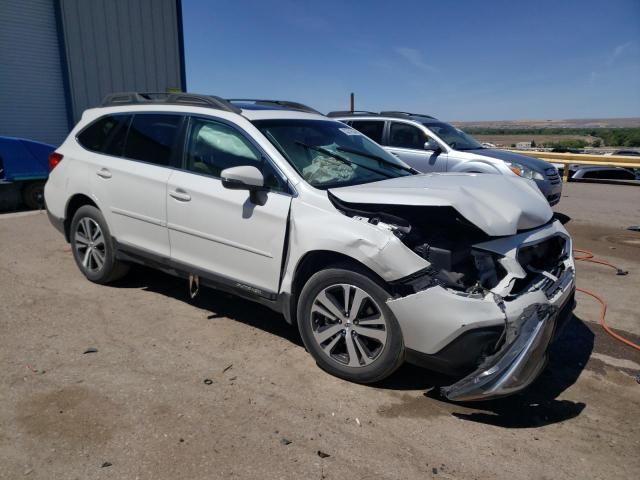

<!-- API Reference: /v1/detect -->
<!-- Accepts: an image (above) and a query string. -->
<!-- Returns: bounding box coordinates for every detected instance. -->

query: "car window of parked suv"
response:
[77,114,131,156]
[423,121,483,150]
[388,122,427,149]
[124,114,182,166]
[349,120,385,143]
[185,117,287,192]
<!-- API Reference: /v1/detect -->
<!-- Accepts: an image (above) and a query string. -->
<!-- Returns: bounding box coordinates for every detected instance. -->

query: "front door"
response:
[385,121,447,172]
[166,116,292,294]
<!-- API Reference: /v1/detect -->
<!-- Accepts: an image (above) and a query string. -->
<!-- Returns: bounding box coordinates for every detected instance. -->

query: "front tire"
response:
[297,267,405,384]
[70,205,129,284]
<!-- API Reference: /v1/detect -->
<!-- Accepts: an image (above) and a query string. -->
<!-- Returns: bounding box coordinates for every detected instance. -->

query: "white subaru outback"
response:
[45,93,576,401]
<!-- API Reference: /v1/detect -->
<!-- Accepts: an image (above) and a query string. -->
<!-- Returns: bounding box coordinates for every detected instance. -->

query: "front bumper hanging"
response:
[440,291,575,402]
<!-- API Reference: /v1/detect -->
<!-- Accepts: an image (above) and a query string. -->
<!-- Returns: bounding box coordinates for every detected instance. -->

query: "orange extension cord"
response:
[573,248,640,351]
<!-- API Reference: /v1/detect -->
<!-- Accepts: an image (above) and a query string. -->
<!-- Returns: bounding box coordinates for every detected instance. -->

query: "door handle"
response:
[96,168,112,179]
[169,189,191,202]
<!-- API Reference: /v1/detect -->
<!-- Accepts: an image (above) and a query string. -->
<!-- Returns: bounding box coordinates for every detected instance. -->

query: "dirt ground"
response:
[1,183,639,480]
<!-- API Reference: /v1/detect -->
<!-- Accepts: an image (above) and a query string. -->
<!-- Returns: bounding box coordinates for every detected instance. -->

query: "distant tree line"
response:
[464,127,640,147]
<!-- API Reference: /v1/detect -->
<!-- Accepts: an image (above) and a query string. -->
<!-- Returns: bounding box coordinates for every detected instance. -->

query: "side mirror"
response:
[424,139,441,152]
[221,166,265,203]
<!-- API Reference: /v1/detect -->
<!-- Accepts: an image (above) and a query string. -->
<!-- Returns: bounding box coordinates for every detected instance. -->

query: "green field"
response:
[463,127,640,148]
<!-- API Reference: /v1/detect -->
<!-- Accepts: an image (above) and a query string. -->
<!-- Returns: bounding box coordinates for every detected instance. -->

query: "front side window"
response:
[350,120,384,143]
[77,115,130,155]
[185,118,261,177]
[185,118,286,191]
[423,121,483,150]
[124,114,182,165]
[388,122,428,150]
[254,119,412,189]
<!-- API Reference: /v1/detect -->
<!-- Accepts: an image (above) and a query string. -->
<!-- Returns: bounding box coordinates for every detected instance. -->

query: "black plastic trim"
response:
[46,209,66,238]
[228,99,321,115]
[113,240,284,309]
[406,326,504,376]
[101,92,241,114]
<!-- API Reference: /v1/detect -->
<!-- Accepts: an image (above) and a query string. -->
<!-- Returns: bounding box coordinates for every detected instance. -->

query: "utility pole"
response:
[350,92,354,112]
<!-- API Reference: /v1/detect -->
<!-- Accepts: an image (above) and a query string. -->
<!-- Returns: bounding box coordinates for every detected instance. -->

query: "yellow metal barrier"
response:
[506,150,640,181]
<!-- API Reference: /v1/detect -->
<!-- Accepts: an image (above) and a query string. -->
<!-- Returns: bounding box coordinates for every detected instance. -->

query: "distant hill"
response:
[450,118,640,129]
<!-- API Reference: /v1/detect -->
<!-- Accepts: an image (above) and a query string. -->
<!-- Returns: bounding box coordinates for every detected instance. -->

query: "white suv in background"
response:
[45,93,576,401]
[331,111,563,205]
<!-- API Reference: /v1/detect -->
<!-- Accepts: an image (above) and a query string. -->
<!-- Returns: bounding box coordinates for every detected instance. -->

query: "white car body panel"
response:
[166,169,292,292]
[91,154,172,257]
[279,189,430,294]
[329,173,551,236]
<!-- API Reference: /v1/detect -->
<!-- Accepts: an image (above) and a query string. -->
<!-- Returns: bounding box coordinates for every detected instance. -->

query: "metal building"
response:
[0,0,186,146]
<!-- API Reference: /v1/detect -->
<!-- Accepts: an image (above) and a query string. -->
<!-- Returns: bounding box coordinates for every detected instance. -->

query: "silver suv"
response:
[45,93,575,401]
[331,111,563,205]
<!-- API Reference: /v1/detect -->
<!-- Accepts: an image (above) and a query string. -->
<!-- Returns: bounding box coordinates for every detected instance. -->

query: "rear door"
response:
[83,113,183,257]
[385,121,447,172]
[348,120,385,145]
[166,116,292,294]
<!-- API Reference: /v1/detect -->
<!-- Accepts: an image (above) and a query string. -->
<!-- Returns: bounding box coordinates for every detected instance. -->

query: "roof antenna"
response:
[350,92,355,113]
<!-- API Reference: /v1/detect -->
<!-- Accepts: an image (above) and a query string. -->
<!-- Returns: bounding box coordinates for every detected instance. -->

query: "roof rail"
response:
[101,92,242,114]
[326,110,379,118]
[227,99,321,114]
[380,110,436,119]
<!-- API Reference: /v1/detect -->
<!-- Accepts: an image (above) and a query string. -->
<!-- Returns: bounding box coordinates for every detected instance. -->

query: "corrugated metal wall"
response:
[58,0,185,122]
[0,0,71,145]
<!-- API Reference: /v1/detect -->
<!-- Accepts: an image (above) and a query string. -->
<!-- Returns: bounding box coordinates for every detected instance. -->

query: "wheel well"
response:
[286,250,387,325]
[64,194,97,241]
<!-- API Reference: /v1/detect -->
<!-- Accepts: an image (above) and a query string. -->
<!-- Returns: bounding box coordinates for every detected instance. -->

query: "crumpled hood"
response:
[474,148,553,171]
[329,173,553,236]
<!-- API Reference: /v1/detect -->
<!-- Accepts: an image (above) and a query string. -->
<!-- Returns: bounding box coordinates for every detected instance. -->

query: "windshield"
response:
[253,119,412,188]
[423,121,483,150]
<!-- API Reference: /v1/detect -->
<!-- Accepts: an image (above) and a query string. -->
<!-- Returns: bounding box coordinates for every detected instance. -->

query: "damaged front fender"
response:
[279,195,431,296]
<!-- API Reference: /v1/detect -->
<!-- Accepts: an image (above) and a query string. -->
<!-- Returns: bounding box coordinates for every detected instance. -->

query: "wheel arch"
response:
[283,250,388,325]
[452,160,502,174]
[64,194,99,242]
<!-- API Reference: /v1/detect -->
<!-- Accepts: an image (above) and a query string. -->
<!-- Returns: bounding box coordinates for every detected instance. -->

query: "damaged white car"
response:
[45,93,576,401]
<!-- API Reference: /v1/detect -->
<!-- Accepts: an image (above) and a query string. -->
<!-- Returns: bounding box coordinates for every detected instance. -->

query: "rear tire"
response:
[70,205,129,284]
[297,267,405,384]
[22,181,45,210]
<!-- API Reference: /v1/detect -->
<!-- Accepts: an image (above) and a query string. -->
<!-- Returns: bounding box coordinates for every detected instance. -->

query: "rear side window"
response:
[389,122,427,149]
[350,120,384,143]
[124,114,182,166]
[77,115,130,155]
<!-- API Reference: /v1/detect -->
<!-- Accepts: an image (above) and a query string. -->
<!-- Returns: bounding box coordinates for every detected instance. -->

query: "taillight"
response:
[49,152,63,171]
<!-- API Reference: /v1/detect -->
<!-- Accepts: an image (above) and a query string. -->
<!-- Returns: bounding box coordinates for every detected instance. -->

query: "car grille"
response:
[545,167,561,184]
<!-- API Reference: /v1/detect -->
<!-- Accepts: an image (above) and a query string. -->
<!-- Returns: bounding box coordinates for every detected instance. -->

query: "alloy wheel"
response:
[74,217,106,273]
[310,284,388,367]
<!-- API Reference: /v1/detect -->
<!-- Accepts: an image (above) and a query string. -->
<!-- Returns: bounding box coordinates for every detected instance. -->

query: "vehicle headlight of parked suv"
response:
[506,161,545,181]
